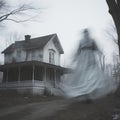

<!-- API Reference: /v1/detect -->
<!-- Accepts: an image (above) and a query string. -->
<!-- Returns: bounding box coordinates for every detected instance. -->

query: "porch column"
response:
[54,69,56,87]
[32,64,35,83]
[6,68,8,83]
[18,67,21,82]
[44,66,47,82]
[44,66,47,93]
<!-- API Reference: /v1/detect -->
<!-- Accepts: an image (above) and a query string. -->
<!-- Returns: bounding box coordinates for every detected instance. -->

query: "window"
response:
[17,50,21,58]
[32,51,35,59]
[49,49,55,64]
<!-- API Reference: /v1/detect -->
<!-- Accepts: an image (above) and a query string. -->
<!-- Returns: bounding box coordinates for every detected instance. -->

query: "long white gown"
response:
[61,37,117,99]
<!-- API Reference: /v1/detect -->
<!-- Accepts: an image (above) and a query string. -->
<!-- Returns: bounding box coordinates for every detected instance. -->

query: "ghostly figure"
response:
[61,29,117,100]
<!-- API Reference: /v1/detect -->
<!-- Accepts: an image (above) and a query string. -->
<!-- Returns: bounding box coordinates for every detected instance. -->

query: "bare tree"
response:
[106,0,120,57]
[106,1,120,92]
[0,0,40,24]
[5,32,23,47]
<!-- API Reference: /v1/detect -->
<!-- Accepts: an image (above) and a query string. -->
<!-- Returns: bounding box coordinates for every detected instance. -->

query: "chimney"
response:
[25,35,31,41]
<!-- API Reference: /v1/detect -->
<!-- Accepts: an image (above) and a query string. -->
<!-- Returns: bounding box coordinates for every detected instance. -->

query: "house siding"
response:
[4,48,43,64]
[25,49,43,62]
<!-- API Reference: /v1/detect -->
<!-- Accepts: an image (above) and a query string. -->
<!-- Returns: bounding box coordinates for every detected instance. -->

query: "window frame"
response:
[48,49,56,64]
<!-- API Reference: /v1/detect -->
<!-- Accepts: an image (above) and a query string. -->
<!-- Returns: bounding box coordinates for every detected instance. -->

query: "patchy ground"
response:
[0,91,120,120]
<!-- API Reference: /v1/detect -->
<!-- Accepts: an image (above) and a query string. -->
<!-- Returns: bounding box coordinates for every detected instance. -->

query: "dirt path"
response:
[1,95,120,120]
[0,99,70,120]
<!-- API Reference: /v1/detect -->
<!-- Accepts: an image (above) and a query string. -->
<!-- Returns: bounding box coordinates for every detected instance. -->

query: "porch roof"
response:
[0,61,71,73]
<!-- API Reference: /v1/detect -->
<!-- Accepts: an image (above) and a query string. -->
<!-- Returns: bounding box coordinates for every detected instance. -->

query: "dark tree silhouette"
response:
[106,0,120,56]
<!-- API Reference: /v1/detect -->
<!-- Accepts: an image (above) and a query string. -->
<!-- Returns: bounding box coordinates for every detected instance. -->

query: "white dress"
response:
[61,37,117,99]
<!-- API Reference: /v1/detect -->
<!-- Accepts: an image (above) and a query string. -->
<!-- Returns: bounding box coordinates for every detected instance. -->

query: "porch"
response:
[0,61,66,95]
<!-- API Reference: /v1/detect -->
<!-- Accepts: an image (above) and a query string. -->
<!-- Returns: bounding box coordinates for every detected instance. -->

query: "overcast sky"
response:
[0,0,118,65]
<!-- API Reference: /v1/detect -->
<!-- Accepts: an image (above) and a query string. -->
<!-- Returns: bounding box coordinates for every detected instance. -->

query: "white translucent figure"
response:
[61,29,117,100]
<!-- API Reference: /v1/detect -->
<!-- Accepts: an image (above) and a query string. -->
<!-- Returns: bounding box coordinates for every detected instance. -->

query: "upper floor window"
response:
[32,51,35,59]
[17,50,21,58]
[49,49,55,64]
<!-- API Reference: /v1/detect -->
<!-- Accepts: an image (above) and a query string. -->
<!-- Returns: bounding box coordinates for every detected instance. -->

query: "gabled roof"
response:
[2,34,64,54]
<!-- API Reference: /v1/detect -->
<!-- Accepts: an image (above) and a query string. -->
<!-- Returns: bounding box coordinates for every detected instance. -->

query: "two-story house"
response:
[0,34,68,95]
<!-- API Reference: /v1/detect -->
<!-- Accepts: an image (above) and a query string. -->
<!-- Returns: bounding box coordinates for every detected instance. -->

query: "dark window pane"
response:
[21,66,32,81]
[8,68,19,82]
[34,66,43,81]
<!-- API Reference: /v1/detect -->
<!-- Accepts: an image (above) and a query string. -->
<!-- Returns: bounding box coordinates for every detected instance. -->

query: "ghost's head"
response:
[83,29,90,38]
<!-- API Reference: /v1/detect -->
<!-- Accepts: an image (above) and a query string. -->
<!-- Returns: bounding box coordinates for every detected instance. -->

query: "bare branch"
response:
[105,22,118,45]
[5,32,23,47]
[0,1,41,23]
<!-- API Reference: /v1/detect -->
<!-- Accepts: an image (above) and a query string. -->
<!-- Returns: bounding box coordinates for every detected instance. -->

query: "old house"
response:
[0,34,68,95]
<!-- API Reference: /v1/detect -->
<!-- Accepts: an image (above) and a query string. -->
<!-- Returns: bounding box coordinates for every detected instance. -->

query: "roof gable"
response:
[52,35,64,54]
[2,34,64,54]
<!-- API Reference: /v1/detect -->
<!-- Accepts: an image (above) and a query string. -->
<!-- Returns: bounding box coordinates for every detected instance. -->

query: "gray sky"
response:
[0,0,118,65]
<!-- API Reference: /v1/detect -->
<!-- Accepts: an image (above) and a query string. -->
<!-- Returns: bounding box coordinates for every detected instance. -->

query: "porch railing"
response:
[0,80,44,88]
